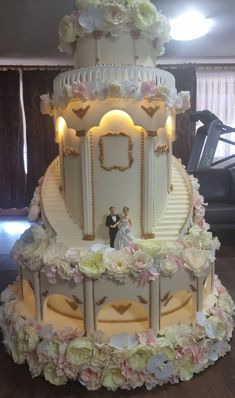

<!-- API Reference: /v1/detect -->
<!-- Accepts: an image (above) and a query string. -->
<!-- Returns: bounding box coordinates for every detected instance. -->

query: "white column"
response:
[150,277,161,332]
[143,136,155,238]
[84,279,95,333]
[80,134,94,240]
[33,272,42,322]
[196,276,204,312]
[167,138,173,193]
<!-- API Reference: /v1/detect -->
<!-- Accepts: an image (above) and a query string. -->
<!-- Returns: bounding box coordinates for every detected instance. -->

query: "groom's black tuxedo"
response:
[105,214,120,248]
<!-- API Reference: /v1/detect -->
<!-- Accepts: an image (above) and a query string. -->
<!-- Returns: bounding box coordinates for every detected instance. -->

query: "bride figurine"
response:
[114,207,133,250]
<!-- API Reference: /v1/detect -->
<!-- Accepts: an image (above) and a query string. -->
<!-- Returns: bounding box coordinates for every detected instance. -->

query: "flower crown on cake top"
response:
[59,0,171,56]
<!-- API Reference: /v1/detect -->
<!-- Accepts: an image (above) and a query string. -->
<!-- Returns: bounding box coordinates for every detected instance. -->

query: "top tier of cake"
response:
[58,0,171,69]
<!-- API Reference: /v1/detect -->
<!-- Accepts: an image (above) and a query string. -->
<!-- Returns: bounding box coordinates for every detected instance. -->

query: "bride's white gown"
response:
[114,218,133,250]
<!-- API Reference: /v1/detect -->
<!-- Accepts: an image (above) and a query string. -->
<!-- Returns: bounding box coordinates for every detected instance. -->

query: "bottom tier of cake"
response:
[0,275,233,391]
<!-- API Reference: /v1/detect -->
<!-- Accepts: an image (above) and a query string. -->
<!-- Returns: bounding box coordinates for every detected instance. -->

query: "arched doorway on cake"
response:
[96,299,148,335]
[160,290,193,329]
[44,294,84,331]
[90,110,145,241]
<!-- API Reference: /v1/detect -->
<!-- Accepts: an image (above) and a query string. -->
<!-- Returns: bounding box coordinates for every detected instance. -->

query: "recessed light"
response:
[170,10,213,41]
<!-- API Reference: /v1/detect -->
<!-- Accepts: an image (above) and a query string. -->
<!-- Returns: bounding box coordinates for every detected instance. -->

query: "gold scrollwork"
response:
[98,132,134,172]
[143,233,155,239]
[83,234,95,241]
[137,295,148,304]
[63,147,80,157]
[72,105,90,119]
[96,296,107,306]
[146,130,158,137]
[76,130,86,137]
[141,105,160,118]
[155,144,169,153]
[111,303,132,315]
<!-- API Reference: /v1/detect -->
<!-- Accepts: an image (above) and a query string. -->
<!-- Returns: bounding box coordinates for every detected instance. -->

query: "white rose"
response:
[102,1,130,30]
[132,0,158,31]
[66,337,93,365]
[183,247,211,277]
[160,258,178,276]
[58,15,77,43]
[57,260,72,280]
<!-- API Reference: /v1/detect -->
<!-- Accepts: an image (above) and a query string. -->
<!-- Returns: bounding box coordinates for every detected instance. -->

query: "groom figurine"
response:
[105,206,120,248]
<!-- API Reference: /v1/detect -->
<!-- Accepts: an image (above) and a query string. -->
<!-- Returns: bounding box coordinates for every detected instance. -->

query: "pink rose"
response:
[138,329,156,347]
[73,82,88,102]
[79,365,101,390]
[140,81,157,98]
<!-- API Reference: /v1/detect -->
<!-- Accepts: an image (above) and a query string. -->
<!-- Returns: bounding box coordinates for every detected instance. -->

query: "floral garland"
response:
[11,175,219,285]
[58,0,171,57]
[41,80,190,115]
[0,277,234,390]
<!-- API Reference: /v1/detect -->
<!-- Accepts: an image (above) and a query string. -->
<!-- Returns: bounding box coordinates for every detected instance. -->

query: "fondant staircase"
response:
[41,156,192,246]
[154,157,193,241]
[40,157,83,247]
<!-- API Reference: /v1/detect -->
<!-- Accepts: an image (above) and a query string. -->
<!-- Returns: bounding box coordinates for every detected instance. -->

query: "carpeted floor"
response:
[0,219,234,398]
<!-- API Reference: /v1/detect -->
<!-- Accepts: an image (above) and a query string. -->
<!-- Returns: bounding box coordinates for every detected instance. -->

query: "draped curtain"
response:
[0,70,26,209]
[23,70,60,202]
[196,66,235,158]
[161,64,197,165]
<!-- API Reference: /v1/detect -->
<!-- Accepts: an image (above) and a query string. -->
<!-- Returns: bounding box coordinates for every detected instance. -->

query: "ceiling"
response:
[0,0,235,65]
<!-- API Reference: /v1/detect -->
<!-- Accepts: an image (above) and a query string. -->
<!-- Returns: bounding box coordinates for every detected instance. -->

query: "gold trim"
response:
[63,147,80,157]
[143,233,155,239]
[155,144,169,153]
[141,105,160,118]
[72,105,90,119]
[137,295,148,304]
[146,130,158,137]
[96,296,107,306]
[83,234,95,241]
[98,132,134,172]
[111,303,132,315]
[76,130,86,137]
[98,317,147,324]
[161,294,192,316]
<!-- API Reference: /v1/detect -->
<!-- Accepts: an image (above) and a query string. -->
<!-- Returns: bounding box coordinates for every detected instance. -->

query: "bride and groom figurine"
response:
[105,206,133,250]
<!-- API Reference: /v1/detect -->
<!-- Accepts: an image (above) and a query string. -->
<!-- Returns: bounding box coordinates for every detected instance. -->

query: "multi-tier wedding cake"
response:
[0,0,234,391]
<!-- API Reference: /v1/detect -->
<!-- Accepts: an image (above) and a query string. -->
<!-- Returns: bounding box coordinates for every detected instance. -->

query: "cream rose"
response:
[17,326,39,353]
[128,344,155,371]
[159,258,178,276]
[57,260,72,280]
[104,250,130,280]
[58,15,77,43]
[47,337,66,359]
[107,82,123,97]
[66,337,93,365]
[102,2,130,29]
[79,252,105,278]
[132,0,157,31]
[183,248,211,277]
[44,363,67,386]
[102,366,125,391]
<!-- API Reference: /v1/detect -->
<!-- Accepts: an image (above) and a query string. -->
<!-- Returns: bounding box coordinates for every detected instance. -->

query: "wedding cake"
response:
[0,0,234,391]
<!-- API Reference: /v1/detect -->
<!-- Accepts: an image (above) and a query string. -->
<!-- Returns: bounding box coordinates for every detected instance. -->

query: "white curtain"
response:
[196,66,235,158]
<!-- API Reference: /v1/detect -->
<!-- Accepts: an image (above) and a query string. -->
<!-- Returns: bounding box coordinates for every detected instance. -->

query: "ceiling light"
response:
[170,10,213,41]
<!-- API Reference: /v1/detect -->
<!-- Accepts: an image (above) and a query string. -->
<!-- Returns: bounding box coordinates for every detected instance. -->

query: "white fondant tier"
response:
[73,33,157,69]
